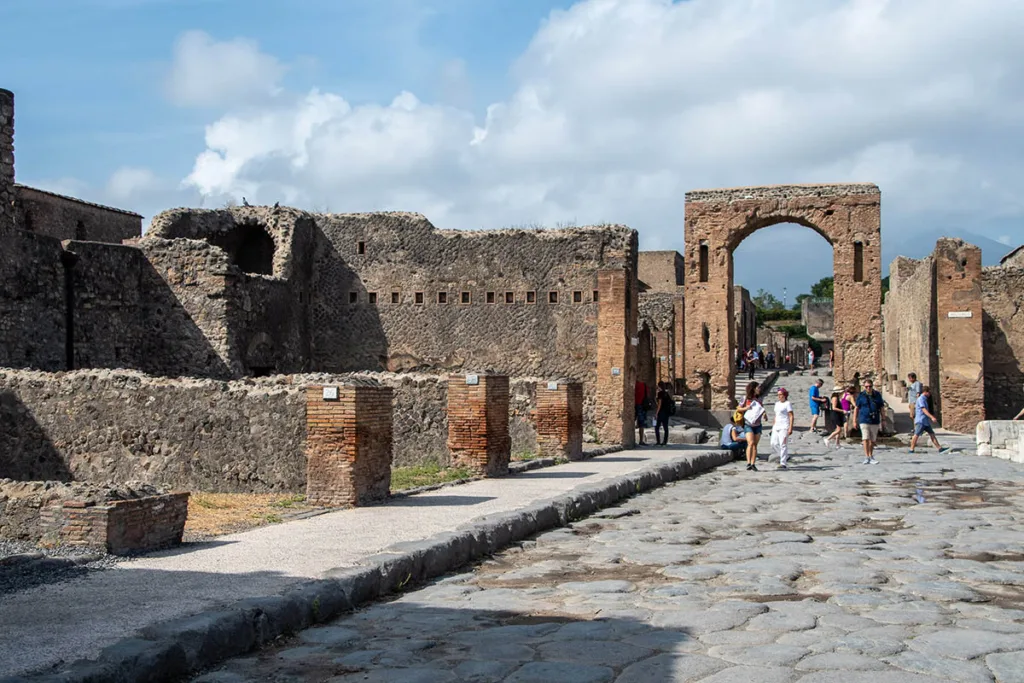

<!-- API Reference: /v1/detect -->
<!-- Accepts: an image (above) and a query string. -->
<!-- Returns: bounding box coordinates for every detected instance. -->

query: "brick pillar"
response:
[447,374,511,476]
[595,268,637,446]
[0,88,14,233]
[934,239,985,432]
[654,330,672,386]
[673,293,685,393]
[536,380,584,461]
[305,383,393,507]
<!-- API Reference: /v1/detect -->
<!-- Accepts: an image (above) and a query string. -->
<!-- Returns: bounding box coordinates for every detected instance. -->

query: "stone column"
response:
[0,88,15,234]
[447,374,510,476]
[934,239,985,432]
[673,294,685,393]
[595,268,637,446]
[536,379,584,461]
[305,382,393,507]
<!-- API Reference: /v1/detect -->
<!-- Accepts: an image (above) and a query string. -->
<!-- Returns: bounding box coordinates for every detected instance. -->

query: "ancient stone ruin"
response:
[1,85,1023,552]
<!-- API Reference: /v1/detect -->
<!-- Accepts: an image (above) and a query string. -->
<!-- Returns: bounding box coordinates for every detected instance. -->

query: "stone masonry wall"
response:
[0,89,14,232]
[882,255,939,402]
[982,264,1024,420]
[0,369,307,492]
[14,185,142,243]
[638,251,683,292]
[0,231,66,371]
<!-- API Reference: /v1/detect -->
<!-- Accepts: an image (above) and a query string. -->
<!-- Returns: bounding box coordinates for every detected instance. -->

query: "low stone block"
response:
[975,420,1024,463]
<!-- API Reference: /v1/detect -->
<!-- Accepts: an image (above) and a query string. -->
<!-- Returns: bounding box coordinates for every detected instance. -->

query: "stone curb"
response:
[7,449,728,683]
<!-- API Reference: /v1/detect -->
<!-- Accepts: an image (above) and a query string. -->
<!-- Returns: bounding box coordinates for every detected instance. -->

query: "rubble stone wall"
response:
[982,264,1024,420]
[0,231,66,371]
[883,255,938,399]
[0,89,14,232]
[14,185,142,243]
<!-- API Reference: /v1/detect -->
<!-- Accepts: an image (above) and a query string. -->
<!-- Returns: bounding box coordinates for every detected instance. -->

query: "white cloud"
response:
[165,30,286,108]
[106,167,161,202]
[169,0,1024,290]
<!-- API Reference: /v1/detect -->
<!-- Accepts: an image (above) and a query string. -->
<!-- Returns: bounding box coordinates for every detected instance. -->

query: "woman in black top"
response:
[655,382,674,445]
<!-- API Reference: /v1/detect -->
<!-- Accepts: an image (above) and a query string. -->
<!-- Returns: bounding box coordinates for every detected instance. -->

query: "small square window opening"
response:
[526,291,536,303]
[438,292,448,304]
[368,292,377,304]
[357,241,366,255]
[391,292,400,304]
[505,292,514,303]
[548,291,559,304]
[415,292,424,304]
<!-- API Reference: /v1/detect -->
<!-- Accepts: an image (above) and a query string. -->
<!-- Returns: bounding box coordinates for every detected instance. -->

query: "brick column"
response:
[0,88,15,233]
[447,374,510,476]
[934,239,985,432]
[536,379,584,461]
[595,268,637,446]
[305,382,393,507]
[673,293,685,393]
[654,330,672,386]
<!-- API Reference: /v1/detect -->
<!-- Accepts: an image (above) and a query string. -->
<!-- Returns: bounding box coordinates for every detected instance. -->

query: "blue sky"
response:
[3,0,1023,298]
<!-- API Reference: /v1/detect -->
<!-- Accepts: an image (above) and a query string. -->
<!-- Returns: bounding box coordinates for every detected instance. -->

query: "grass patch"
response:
[512,450,541,462]
[391,463,475,491]
[186,492,314,538]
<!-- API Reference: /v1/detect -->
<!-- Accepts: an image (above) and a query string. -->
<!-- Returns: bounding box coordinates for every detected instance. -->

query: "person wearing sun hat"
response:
[771,386,795,469]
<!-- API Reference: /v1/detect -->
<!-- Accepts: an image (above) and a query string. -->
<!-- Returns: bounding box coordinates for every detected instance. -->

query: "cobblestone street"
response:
[192,376,1024,683]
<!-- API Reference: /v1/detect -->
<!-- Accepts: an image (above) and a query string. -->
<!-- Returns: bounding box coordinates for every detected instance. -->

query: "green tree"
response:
[752,289,782,311]
[810,276,834,299]
[793,293,810,311]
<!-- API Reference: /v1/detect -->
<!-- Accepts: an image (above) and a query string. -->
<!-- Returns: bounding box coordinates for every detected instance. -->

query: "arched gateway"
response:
[684,183,883,410]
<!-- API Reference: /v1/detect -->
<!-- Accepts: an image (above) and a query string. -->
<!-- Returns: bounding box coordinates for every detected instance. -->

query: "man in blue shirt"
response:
[854,379,886,464]
[909,386,945,453]
[808,379,827,433]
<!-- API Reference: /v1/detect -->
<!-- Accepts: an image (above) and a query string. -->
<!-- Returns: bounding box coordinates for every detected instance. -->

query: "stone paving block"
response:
[887,650,996,683]
[616,653,729,683]
[504,661,614,683]
[984,651,1024,683]
[908,629,1023,660]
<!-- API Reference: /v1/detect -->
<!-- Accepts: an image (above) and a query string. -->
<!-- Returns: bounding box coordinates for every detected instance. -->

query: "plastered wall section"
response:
[982,264,1024,420]
[0,89,14,232]
[14,185,142,243]
[882,256,938,399]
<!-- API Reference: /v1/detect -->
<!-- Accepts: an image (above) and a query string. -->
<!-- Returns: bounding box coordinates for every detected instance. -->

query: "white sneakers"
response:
[861,458,879,465]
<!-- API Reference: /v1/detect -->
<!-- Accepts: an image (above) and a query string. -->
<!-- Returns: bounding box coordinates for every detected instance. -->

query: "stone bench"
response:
[975,421,1024,464]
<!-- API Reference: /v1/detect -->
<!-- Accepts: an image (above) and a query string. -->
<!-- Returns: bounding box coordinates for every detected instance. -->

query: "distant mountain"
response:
[883,229,1016,270]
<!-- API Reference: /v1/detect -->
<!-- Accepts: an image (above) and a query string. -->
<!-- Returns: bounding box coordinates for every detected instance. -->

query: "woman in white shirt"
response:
[771,387,795,470]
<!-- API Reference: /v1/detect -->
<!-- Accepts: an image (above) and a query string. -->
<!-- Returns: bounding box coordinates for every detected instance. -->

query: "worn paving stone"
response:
[185,374,1024,683]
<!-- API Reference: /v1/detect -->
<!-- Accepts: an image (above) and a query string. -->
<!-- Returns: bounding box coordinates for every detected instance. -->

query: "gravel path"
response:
[192,376,1024,683]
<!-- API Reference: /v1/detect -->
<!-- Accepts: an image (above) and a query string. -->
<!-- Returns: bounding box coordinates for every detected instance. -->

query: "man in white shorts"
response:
[854,379,886,465]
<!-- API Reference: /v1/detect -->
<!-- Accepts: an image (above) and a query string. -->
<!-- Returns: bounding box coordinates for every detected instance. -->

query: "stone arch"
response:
[210,222,276,275]
[683,184,883,409]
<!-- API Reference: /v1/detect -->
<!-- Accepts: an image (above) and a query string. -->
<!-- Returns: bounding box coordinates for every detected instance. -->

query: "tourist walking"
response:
[771,387,794,469]
[719,414,747,457]
[824,388,845,448]
[654,382,673,446]
[739,381,765,471]
[854,379,886,464]
[808,378,827,433]
[634,380,649,446]
[840,384,855,438]
[909,386,945,453]
[746,348,756,380]
[906,372,922,424]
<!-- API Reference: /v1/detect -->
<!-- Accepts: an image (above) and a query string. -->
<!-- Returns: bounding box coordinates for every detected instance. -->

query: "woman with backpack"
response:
[737,381,765,471]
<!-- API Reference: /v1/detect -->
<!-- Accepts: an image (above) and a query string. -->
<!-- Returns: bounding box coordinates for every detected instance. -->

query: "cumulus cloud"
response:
[171,0,1024,288]
[165,30,286,108]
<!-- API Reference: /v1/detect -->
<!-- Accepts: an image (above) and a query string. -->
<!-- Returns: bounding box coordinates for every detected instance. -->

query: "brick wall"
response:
[933,240,985,432]
[0,88,13,233]
[1,482,188,555]
[447,374,511,476]
[638,251,683,292]
[14,185,142,243]
[536,380,583,461]
[305,383,393,507]
[595,269,638,445]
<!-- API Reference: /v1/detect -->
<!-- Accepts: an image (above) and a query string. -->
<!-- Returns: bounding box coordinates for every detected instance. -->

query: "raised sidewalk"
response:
[0,445,730,681]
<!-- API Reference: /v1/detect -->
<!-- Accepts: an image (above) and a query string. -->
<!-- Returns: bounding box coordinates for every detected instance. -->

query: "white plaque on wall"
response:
[631,337,639,346]
[947,311,973,318]
[322,386,339,401]
[546,381,558,390]
[612,367,621,376]
[466,374,480,385]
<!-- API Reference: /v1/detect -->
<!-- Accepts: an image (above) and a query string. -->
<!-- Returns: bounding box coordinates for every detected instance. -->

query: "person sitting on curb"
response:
[720,415,747,458]
[909,386,948,453]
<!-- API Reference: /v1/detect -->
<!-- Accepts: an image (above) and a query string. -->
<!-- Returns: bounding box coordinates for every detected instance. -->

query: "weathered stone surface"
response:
[908,629,1023,660]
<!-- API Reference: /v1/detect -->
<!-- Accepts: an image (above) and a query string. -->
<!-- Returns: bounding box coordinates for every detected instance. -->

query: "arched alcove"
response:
[211,222,276,275]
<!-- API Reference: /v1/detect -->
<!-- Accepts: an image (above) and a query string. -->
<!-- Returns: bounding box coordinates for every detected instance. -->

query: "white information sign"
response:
[611,367,621,376]
[322,386,339,401]
[466,374,480,385]
[947,311,973,319]
[631,337,640,346]
[546,381,558,391]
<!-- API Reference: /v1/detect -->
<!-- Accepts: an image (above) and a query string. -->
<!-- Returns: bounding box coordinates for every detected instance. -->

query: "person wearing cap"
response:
[771,387,795,469]
[808,378,827,433]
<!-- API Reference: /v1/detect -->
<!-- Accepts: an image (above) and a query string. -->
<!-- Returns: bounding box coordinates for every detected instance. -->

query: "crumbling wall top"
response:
[685,183,880,203]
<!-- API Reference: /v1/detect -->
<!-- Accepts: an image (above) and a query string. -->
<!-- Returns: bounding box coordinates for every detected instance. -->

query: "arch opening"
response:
[211,222,276,275]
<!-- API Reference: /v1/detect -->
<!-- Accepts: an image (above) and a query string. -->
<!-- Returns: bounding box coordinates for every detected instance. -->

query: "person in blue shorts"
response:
[720,415,747,458]
[909,386,945,453]
[808,379,827,433]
